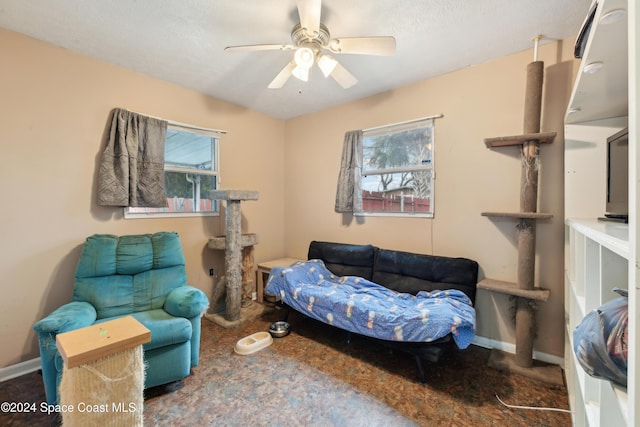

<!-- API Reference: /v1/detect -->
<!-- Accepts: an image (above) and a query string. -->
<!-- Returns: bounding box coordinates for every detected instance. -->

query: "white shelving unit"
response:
[565,219,628,426]
[564,0,638,425]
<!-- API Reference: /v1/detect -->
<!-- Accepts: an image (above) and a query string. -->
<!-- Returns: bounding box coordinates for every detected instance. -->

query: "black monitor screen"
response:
[606,128,628,220]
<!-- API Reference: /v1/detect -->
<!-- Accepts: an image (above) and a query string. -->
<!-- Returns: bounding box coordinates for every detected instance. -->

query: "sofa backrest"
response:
[308,241,479,303]
[372,249,478,302]
[73,232,187,319]
[308,241,376,280]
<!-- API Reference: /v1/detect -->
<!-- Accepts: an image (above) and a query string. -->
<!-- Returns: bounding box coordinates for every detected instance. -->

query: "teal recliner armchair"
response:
[33,232,209,405]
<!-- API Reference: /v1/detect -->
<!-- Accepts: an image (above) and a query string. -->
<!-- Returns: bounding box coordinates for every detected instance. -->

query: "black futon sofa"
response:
[279,240,479,383]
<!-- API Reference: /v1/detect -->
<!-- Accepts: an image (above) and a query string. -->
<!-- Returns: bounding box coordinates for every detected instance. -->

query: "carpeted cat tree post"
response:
[516,56,543,368]
[478,36,562,384]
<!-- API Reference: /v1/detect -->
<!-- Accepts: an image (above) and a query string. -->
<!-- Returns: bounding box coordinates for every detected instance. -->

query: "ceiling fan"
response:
[224,0,396,89]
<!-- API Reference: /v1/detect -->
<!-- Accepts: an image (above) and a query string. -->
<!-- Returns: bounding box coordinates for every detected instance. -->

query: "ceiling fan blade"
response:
[329,61,358,89]
[329,36,396,56]
[268,61,296,89]
[296,0,321,37]
[225,44,295,53]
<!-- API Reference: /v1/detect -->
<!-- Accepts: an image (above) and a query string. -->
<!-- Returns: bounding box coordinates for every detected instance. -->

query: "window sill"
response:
[354,212,433,218]
[124,211,220,219]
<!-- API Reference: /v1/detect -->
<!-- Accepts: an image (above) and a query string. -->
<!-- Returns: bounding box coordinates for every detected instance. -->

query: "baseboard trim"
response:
[0,357,41,382]
[472,336,564,367]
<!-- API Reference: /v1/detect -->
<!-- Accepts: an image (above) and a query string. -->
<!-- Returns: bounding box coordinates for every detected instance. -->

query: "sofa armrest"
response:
[165,286,209,318]
[33,301,97,334]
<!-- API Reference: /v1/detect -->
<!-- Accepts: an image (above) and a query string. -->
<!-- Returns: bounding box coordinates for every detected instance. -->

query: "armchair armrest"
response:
[165,286,209,318]
[33,301,97,334]
[33,301,97,405]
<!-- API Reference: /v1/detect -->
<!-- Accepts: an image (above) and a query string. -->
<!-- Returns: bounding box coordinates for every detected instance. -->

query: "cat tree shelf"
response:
[484,131,556,148]
[477,278,550,302]
[208,233,259,250]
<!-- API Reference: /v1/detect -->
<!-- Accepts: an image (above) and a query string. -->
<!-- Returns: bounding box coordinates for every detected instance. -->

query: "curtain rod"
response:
[363,113,444,132]
[124,108,228,135]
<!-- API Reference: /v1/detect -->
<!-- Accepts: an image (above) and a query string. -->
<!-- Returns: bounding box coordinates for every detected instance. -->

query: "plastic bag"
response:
[573,288,628,386]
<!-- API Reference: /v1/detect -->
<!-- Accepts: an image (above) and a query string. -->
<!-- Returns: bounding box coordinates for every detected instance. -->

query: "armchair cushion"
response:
[72,232,188,318]
[73,275,135,318]
[165,286,210,318]
[33,301,97,334]
[98,310,192,351]
[74,233,185,278]
[74,234,119,278]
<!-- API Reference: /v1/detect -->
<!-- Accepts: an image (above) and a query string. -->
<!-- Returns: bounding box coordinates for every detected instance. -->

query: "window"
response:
[360,118,434,217]
[125,125,220,218]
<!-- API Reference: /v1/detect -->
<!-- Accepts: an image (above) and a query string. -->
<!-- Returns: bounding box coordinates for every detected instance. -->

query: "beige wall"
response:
[1,26,578,368]
[284,40,577,358]
[0,29,286,367]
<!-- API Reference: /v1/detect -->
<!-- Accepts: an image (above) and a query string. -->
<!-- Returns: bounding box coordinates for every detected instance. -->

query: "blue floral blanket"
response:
[265,259,476,348]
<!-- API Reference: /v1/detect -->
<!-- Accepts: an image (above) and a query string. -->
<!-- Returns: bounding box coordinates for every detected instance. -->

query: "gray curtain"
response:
[335,130,363,213]
[97,108,168,207]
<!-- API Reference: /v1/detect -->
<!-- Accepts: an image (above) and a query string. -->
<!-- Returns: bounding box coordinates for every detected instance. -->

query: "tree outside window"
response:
[361,119,434,216]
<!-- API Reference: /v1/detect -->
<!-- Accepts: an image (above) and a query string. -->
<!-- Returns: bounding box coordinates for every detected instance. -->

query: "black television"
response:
[604,127,629,223]
[574,1,597,58]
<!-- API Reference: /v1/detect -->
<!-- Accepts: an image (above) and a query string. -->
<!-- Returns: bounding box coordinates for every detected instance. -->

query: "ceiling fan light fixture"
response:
[317,54,337,77]
[292,46,315,81]
[292,65,310,81]
[294,46,315,69]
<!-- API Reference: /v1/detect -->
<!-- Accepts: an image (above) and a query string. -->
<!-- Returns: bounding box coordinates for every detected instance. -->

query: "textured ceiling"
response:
[0,0,592,119]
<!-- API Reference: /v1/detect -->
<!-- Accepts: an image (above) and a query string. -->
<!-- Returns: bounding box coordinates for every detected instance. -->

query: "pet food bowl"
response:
[269,321,290,338]
[234,331,273,355]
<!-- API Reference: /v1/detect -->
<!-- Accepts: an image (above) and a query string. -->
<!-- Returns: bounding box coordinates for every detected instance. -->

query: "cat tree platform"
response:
[207,233,259,250]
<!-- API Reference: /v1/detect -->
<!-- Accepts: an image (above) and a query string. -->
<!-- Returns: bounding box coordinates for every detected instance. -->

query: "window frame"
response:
[124,123,223,219]
[357,117,436,218]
